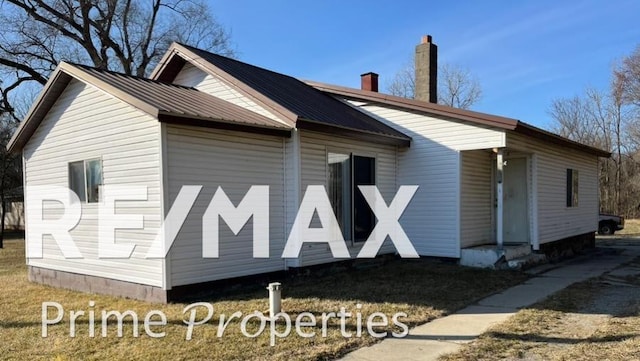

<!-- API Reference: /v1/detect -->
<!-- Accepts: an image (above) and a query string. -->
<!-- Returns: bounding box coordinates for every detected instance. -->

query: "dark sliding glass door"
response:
[353,155,376,242]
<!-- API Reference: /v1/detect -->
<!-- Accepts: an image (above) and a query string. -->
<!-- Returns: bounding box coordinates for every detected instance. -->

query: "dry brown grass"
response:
[0,238,527,361]
[440,258,640,361]
[617,218,640,236]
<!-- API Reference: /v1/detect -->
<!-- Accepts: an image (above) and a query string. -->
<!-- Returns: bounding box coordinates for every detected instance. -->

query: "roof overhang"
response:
[512,123,610,158]
[307,80,519,130]
[158,113,291,138]
[296,118,410,147]
[307,80,611,158]
[7,66,72,153]
[8,62,291,153]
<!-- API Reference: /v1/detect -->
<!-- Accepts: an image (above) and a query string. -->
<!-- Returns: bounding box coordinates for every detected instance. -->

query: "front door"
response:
[503,157,529,243]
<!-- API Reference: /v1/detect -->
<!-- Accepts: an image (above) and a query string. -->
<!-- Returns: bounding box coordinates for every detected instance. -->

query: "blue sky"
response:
[208,0,640,129]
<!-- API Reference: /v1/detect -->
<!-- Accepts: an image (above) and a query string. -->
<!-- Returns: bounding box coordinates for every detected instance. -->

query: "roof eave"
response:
[513,123,611,158]
[158,113,292,138]
[149,44,179,80]
[7,67,71,153]
[306,80,520,130]
[308,80,612,158]
[7,62,162,153]
[297,117,411,148]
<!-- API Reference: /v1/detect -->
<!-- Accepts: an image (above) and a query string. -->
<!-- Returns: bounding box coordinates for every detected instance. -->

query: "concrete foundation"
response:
[27,233,596,303]
[28,266,168,303]
[539,232,596,261]
[460,243,532,268]
[460,232,596,269]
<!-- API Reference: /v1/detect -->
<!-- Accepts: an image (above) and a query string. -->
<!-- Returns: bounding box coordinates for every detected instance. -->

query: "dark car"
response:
[598,213,625,235]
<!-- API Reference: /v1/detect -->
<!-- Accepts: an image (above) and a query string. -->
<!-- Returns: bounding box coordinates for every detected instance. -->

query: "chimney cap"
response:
[421,35,433,44]
[360,71,379,77]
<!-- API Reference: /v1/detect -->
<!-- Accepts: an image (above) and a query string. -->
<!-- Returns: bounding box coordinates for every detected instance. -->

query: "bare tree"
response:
[549,84,636,216]
[387,59,415,99]
[614,45,640,108]
[438,63,482,109]
[386,59,483,109]
[0,0,234,119]
[549,89,612,151]
[0,1,234,242]
[613,45,640,217]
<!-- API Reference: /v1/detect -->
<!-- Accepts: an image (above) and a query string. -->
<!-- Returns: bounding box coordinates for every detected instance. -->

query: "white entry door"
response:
[503,157,529,243]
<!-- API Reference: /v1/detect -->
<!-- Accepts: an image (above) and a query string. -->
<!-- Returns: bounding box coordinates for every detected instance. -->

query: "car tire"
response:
[598,222,615,235]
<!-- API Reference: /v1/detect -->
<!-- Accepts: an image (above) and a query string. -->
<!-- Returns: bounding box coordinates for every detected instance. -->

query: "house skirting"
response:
[538,231,596,261]
[28,256,398,303]
[28,266,168,303]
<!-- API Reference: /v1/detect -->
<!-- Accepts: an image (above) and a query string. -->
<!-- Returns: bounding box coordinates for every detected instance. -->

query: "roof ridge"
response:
[176,43,304,83]
[169,43,411,144]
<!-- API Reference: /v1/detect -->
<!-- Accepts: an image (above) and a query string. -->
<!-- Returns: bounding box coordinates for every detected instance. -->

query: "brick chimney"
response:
[360,72,379,92]
[415,35,437,103]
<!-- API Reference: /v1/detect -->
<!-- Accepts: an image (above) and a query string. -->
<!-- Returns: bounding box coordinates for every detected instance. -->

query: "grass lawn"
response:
[618,218,640,236]
[0,238,528,361]
[440,256,640,361]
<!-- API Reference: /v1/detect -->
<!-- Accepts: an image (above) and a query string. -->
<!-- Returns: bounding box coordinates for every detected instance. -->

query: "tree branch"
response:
[0,57,47,84]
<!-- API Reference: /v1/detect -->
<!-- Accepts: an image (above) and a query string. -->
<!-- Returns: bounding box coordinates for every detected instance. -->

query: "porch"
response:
[459,147,545,268]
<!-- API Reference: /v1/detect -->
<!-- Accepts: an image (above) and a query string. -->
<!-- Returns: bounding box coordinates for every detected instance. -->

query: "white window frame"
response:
[68,158,103,203]
[326,148,378,245]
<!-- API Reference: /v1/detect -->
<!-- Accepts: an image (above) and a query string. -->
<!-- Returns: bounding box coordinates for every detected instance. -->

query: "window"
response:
[353,156,376,242]
[328,152,376,242]
[328,153,352,239]
[566,168,579,207]
[69,161,86,202]
[69,159,102,203]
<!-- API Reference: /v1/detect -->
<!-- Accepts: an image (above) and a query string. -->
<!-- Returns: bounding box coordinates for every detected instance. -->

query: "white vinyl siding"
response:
[507,132,599,244]
[283,131,302,267]
[460,150,493,248]
[346,100,505,257]
[298,130,398,266]
[172,63,286,124]
[165,124,287,286]
[23,79,163,286]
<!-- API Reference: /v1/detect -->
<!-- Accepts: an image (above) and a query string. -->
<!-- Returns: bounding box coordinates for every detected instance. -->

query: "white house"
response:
[8,38,609,302]
[2,187,24,231]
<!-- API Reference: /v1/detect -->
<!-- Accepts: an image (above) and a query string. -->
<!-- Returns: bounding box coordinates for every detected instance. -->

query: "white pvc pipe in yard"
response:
[267,282,282,316]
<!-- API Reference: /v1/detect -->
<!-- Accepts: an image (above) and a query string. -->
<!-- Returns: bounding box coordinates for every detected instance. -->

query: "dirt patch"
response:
[441,255,640,361]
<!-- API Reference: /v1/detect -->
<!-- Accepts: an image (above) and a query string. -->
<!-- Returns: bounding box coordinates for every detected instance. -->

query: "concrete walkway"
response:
[341,247,640,361]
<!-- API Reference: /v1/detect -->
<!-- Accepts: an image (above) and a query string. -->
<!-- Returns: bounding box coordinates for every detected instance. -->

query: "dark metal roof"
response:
[7,62,292,152]
[178,44,411,144]
[71,64,290,130]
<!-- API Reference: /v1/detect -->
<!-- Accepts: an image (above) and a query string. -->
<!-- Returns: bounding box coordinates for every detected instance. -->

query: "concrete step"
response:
[503,243,532,260]
[504,253,548,270]
[460,243,533,269]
